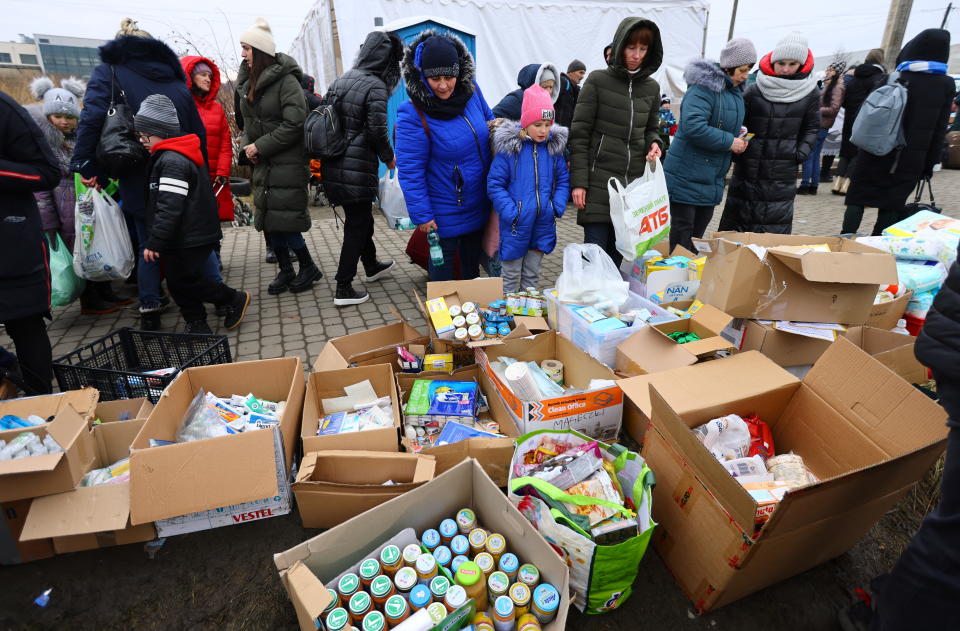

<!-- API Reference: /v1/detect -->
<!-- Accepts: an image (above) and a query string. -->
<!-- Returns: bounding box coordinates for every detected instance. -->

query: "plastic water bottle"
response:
[395,217,416,230]
[892,318,911,335]
[428,230,444,267]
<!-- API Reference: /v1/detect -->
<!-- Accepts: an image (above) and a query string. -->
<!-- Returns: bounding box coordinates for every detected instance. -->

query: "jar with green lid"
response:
[358,558,381,588]
[426,602,448,624]
[383,594,410,626]
[517,563,540,588]
[361,611,386,631]
[455,508,476,534]
[443,584,467,612]
[429,575,450,601]
[509,582,531,618]
[323,587,340,615]
[337,573,361,601]
[531,583,559,624]
[473,552,495,577]
[325,607,350,631]
[402,543,421,567]
[484,533,506,564]
[394,566,417,596]
[487,570,509,606]
[348,591,372,625]
[369,575,395,608]
[379,545,402,577]
[455,560,488,607]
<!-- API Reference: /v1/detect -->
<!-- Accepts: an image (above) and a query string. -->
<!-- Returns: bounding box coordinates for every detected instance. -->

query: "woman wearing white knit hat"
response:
[718,32,820,234]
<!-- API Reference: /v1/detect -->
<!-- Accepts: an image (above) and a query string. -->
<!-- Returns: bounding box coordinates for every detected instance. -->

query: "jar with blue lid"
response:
[421,528,441,551]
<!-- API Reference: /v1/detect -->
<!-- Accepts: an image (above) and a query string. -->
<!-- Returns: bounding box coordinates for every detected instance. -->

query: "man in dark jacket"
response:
[71,22,208,315]
[135,95,250,333]
[300,74,323,111]
[0,90,62,395]
[845,29,955,235]
[554,60,584,128]
[321,31,403,306]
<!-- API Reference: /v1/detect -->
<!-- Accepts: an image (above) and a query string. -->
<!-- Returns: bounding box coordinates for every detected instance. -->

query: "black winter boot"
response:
[80,283,118,315]
[269,248,295,295]
[289,247,322,293]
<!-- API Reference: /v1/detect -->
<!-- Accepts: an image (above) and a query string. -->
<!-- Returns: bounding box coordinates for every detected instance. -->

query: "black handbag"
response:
[96,67,148,178]
[902,177,942,217]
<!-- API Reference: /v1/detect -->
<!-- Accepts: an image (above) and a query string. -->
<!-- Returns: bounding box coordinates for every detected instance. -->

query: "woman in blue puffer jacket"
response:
[396,31,494,281]
[487,86,569,293]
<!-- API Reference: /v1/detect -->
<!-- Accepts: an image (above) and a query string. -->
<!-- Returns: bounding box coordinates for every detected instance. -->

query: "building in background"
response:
[0,41,41,70]
[32,34,107,77]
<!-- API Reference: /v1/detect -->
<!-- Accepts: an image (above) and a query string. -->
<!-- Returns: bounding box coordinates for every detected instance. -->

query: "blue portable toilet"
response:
[380,16,477,176]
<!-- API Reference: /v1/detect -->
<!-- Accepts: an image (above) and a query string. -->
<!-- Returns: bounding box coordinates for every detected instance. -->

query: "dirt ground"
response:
[0,479,924,631]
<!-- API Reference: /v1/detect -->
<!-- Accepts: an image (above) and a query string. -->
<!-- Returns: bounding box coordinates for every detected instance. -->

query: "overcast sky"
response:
[4,0,959,74]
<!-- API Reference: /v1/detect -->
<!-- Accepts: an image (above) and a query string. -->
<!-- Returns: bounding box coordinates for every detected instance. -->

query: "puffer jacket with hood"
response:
[321,31,403,207]
[663,60,745,207]
[491,63,561,121]
[70,36,207,217]
[569,17,664,225]
[487,121,570,261]
[718,52,820,234]
[846,29,956,211]
[26,98,81,250]
[181,55,233,220]
[916,244,960,425]
[395,31,495,238]
[237,52,310,233]
[840,62,886,159]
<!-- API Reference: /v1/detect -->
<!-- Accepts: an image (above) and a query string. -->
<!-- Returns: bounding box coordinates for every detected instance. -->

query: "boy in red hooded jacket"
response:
[134,94,251,333]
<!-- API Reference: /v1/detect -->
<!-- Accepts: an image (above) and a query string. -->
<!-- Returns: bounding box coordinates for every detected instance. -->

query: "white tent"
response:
[289,0,709,102]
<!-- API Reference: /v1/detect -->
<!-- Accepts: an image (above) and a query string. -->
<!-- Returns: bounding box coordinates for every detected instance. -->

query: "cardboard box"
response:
[615,325,700,377]
[475,331,623,442]
[1,500,56,565]
[302,364,400,455]
[0,387,99,425]
[693,233,898,324]
[312,315,430,372]
[650,303,735,357]
[274,459,570,631]
[93,397,153,425]
[20,419,156,554]
[865,291,912,330]
[129,357,305,525]
[396,365,518,485]
[0,404,95,503]
[641,339,948,611]
[293,451,436,528]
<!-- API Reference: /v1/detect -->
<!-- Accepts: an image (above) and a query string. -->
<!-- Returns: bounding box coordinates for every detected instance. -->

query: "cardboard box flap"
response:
[616,325,698,375]
[0,387,99,422]
[313,342,348,373]
[514,316,550,333]
[426,277,504,302]
[767,249,897,285]
[284,560,334,623]
[0,451,62,476]
[297,451,436,486]
[0,403,88,476]
[20,482,131,540]
[802,337,948,455]
[691,303,734,334]
[413,456,434,482]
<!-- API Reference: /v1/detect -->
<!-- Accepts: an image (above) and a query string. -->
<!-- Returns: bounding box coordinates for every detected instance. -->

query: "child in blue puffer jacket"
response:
[487,85,570,293]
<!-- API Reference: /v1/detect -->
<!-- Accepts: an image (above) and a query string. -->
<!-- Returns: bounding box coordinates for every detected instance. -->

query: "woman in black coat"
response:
[321,30,403,306]
[718,32,820,234]
[834,48,886,198]
[844,29,956,236]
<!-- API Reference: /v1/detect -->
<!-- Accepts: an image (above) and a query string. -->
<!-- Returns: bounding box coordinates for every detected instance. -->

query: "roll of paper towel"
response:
[541,360,564,386]
[504,361,542,402]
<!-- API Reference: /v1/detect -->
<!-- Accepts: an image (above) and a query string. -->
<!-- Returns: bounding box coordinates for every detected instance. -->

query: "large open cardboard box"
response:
[693,233,897,324]
[475,331,623,442]
[396,364,518,485]
[312,315,430,372]
[649,303,735,357]
[0,387,99,425]
[640,339,947,611]
[0,404,95,503]
[129,357,305,525]
[866,291,912,329]
[274,458,570,631]
[302,363,400,454]
[293,450,436,528]
[20,419,156,553]
[93,397,153,426]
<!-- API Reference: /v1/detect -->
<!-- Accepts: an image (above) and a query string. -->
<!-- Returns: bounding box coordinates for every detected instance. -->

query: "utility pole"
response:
[881,0,913,70]
[941,2,953,28]
[727,0,740,42]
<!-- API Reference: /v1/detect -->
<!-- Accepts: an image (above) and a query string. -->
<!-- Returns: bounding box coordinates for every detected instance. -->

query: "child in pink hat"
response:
[487,85,571,293]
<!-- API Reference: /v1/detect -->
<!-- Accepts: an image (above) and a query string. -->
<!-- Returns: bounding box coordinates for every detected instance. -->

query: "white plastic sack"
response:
[378,168,409,229]
[73,189,135,281]
[556,243,629,307]
[607,158,670,261]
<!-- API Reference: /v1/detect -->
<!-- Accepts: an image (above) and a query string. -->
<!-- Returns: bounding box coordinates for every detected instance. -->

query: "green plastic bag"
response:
[509,429,656,614]
[46,232,84,307]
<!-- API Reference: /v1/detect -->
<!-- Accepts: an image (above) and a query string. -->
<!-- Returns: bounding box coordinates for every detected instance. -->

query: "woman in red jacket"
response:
[180,55,233,221]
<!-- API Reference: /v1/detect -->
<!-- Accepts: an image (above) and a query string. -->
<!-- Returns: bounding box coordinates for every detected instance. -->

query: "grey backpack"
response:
[851,71,907,157]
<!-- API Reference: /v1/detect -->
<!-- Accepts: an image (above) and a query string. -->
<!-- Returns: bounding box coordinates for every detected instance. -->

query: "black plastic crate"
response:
[53,328,232,403]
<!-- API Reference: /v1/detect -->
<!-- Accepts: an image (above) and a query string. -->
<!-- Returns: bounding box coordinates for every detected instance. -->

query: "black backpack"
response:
[304,87,349,160]
[96,66,148,178]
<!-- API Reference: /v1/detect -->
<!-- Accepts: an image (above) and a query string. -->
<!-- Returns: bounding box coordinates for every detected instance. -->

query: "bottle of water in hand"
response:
[428,230,444,267]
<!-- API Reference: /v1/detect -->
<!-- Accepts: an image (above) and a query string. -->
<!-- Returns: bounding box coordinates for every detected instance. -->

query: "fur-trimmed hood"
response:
[99,36,186,83]
[492,119,568,157]
[354,31,404,91]
[401,30,476,104]
[25,103,71,172]
[683,59,736,93]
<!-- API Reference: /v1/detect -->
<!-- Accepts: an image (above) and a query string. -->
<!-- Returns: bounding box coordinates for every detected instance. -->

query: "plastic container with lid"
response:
[455,560,488,607]
[450,534,470,557]
[485,325,499,339]
[443,584,468,612]
[517,613,543,630]
[415,553,438,585]
[485,533,506,563]
[433,545,452,568]
[348,591,373,625]
[421,529,441,551]
[509,582,532,618]
[402,543,421,567]
[451,555,469,574]
[358,558,381,588]
[517,563,540,588]
[438,518,458,544]
[474,552,495,577]
[361,610,386,631]
[426,602,448,624]
[451,315,467,329]
[462,302,477,315]
[454,328,469,342]
[429,575,450,601]
[531,583,560,624]
[337,573,361,600]
[369,575,395,608]
[487,571,510,606]
[466,312,482,327]
[394,566,418,596]
[468,324,484,341]
[448,305,463,319]
[468,528,488,555]
[455,508,477,534]
[492,595,516,631]
[498,323,512,337]
[409,584,432,611]
[379,544,403,577]
[498,553,519,583]
[383,594,410,626]
[325,607,350,631]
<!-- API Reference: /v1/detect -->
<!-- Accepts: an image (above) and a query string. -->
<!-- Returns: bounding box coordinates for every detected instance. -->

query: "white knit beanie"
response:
[771,32,808,64]
[240,17,276,57]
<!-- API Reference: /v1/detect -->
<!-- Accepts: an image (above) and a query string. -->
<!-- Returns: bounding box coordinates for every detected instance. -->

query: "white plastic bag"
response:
[692,414,752,462]
[73,189,135,281]
[607,158,670,261]
[378,169,409,229]
[556,243,630,307]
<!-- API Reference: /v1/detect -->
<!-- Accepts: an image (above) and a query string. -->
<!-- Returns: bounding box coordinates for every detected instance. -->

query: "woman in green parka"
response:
[237,17,321,295]
[569,17,664,267]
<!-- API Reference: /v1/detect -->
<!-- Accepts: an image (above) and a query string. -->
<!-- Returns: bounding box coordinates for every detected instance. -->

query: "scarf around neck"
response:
[409,80,474,120]
[755,51,818,103]
[896,60,948,74]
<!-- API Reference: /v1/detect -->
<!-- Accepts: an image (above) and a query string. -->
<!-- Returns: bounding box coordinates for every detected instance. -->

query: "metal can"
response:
[455,508,476,534]
[394,566,418,597]
[358,558,381,588]
[468,528,488,555]
[450,534,469,557]
[444,584,468,612]
[487,571,510,606]
[505,293,521,314]
[438,518,458,544]
[379,545,402,577]
[517,563,540,588]
[337,573,361,601]
[383,595,410,626]
[531,583,560,624]
[421,528,441,552]
[369,575,395,608]
[474,552,495,577]
[492,595,516,631]
[509,582,532,618]
[348,591,373,625]
[499,553,519,583]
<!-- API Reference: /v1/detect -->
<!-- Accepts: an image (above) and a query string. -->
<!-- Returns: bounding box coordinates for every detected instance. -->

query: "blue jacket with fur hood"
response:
[487,120,570,261]
[663,60,745,206]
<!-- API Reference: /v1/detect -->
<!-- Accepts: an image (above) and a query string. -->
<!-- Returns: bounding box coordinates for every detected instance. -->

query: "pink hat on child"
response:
[520,85,555,129]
